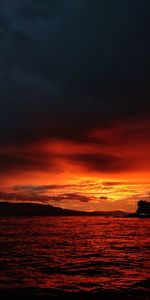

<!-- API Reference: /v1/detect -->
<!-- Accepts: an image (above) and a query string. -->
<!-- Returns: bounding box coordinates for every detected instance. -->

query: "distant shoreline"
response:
[0,201,136,217]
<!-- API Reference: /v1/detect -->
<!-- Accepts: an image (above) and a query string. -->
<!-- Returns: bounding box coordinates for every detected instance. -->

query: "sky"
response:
[0,0,150,212]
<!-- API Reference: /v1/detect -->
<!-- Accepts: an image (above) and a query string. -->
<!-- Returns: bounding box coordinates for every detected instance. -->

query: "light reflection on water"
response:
[0,217,149,293]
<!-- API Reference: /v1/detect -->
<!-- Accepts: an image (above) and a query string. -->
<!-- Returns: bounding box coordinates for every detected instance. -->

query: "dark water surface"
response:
[0,217,149,299]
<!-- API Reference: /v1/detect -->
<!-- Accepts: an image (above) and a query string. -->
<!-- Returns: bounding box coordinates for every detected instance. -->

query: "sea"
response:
[0,216,149,299]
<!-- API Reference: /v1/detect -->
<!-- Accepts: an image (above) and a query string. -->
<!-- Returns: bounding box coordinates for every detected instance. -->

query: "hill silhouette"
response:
[0,202,130,217]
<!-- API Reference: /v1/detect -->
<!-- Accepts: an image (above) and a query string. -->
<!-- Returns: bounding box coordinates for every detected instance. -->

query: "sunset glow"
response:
[1,117,150,212]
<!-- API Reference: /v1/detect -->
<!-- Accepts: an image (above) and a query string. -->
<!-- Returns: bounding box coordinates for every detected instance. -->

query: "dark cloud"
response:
[69,153,133,172]
[0,191,50,202]
[99,196,108,200]
[0,151,56,174]
[13,184,76,192]
[102,181,126,187]
[14,184,74,192]
[53,193,90,203]
[0,0,149,148]
[0,191,90,203]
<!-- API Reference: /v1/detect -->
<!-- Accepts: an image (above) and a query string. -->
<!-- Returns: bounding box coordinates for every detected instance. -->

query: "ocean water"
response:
[0,216,149,299]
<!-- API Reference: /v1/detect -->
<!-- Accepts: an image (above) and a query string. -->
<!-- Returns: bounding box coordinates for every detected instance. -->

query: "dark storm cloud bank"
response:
[0,0,150,146]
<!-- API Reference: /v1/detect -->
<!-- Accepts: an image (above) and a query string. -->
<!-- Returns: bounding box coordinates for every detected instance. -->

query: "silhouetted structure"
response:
[136,200,150,217]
